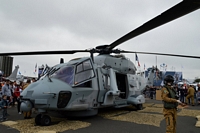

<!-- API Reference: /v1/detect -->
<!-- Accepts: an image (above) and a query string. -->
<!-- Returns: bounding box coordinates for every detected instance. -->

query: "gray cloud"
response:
[0,0,199,79]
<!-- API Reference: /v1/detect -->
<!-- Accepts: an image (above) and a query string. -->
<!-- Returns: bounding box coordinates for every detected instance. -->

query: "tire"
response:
[40,115,51,126]
[35,114,42,125]
[136,104,143,110]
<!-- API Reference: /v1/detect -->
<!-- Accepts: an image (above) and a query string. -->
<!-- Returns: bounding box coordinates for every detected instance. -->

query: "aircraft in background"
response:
[0,65,22,82]
[6,65,23,82]
[1,65,36,82]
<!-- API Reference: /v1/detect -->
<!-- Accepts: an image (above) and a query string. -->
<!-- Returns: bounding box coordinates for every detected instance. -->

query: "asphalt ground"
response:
[0,99,200,133]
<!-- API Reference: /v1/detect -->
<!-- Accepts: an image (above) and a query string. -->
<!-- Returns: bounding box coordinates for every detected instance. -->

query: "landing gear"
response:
[136,104,143,110]
[35,114,42,125]
[41,115,51,126]
[35,114,51,126]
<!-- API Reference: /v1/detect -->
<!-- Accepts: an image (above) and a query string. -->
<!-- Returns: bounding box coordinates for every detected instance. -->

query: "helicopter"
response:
[0,0,200,126]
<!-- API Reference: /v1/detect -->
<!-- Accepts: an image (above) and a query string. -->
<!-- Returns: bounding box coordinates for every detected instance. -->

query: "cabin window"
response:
[51,66,74,85]
[75,60,94,84]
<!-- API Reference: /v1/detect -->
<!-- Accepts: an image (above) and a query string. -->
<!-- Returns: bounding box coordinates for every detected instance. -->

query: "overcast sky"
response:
[0,0,200,80]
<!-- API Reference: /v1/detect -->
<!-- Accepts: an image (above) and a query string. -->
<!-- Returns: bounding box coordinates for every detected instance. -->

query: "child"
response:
[0,95,8,121]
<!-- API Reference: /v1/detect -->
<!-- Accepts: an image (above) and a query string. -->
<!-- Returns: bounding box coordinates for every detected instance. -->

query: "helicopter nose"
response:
[20,100,33,112]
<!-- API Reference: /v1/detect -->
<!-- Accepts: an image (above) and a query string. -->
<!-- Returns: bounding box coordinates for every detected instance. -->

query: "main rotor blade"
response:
[0,50,89,56]
[108,0,200,50]
[121,51,200,59]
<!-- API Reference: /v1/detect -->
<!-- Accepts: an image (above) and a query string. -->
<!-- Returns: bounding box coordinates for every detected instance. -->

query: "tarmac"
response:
[0,98,200,133]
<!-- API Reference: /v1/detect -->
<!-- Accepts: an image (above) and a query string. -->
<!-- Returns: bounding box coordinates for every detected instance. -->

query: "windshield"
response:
[51,66,74,85]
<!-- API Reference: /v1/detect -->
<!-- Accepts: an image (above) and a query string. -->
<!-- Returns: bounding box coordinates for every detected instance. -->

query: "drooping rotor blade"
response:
[108,0,200,51]
[120,50,200,59]
[0,50,90,56]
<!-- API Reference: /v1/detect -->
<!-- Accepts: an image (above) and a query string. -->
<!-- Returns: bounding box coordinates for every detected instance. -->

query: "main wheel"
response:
[40,115,51,126]
[136,104,143,110]
[35,114,42,125]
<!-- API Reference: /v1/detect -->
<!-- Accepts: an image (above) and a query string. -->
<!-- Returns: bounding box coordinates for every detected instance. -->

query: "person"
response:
[198,84,200,90]
[22,79,31,90]
[0,95,8,121]
[173,84,179,96]
[22,79,32,119]
[8,81,14,106]
[196,87,200,105]
[1,81,5,87]
[2,79,12,106]
[143,86,148,98]
[161,75,184,133]
[185,85,195,106]
[31,78,36,83]
[13,82,21,114]
[150,86,154,99]
[179,85,186,103]
[0,85,2,101]
[184,85,189,103]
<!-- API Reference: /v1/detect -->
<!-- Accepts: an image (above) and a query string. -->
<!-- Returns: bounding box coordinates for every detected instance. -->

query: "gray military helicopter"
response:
[0,0,200,126]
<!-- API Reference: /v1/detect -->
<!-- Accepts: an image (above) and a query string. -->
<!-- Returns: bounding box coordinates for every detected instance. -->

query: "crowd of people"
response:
[143,83,200,105]
[0,78,36,121]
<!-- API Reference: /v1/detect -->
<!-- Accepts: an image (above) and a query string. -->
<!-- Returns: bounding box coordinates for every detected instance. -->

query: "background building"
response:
[0,56,13,77]
[145,68,182,86]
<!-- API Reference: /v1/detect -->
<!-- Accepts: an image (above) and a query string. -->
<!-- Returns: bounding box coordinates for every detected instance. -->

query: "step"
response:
[114,104,130,108]
[114,99,127,106]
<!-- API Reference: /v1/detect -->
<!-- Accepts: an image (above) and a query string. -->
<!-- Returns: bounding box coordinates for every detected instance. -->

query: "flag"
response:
[35,63,37,72]
[135,53,140,67]
[19,71,21,75]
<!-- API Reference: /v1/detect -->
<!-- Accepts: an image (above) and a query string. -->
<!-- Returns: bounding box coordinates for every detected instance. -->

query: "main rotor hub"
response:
[95,45,120,54]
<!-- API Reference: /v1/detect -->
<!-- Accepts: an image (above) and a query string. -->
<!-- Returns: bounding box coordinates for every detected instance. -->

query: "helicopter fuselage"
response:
[20,54,154,125]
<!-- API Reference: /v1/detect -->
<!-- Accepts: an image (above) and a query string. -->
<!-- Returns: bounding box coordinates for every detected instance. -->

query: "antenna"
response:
[60,58,64,64]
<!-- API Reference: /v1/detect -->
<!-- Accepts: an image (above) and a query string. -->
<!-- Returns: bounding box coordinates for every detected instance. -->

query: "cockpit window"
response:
[76,60,92,73]
[74,60,94,85]
[83,60,92,70]
[51,66,74,85]
[76,64,83,73]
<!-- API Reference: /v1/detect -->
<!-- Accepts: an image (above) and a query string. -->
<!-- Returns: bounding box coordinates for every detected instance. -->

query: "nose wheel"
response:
[35,114,51,126]
[136,104,143,110]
